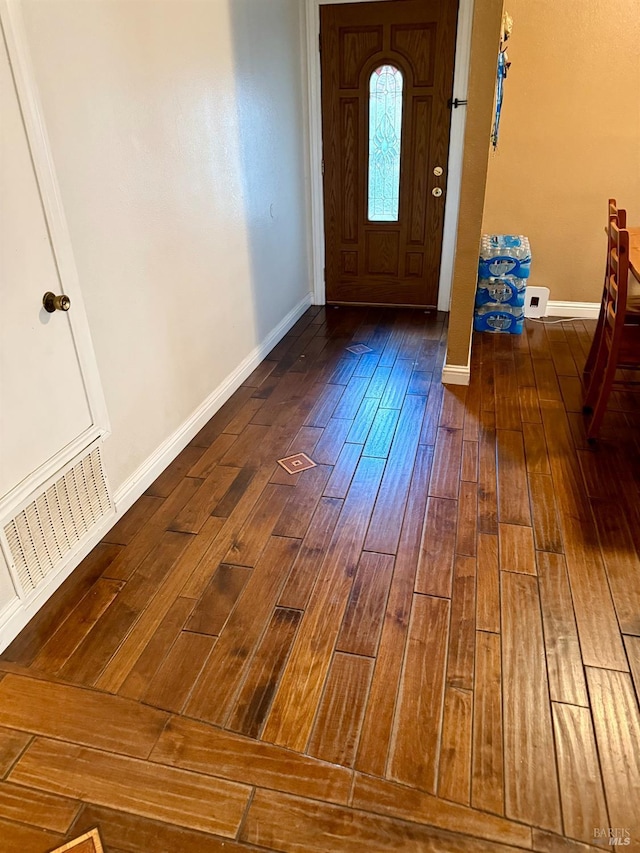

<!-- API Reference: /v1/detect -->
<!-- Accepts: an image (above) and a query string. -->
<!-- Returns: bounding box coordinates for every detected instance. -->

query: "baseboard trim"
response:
[0,597,26,651]
[0,292,312,653]
[546,300,600,319]
[441,363,471,386]
[113,292,313,514]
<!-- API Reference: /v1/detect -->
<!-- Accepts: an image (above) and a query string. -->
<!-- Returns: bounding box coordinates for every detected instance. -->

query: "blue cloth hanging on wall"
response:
[491,49,509,150]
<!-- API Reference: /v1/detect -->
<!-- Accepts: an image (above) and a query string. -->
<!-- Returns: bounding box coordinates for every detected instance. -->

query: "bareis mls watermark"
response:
[594,827,632,846]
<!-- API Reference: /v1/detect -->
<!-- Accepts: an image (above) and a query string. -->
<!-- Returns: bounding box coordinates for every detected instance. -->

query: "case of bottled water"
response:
[473,304,525,335]
[478,235,531,279]
[474,235,531,335]
[475,275,526,308]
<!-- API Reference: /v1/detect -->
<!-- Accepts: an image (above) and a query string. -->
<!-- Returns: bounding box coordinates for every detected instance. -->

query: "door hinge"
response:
[323,267,326,282]
[321,159,325,176]
[448,97,468,109]
[319,33,322,53]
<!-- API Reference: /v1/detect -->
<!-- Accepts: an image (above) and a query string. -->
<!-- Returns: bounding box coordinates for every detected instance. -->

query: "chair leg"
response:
[586,354,618,441]
[583,326,610,413]
[583,295,606,390]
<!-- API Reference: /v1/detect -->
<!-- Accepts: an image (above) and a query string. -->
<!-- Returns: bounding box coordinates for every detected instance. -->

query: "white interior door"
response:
[0,12,108,508]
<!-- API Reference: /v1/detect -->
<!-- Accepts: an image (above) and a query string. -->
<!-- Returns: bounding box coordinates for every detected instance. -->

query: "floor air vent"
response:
[3,447,111,595]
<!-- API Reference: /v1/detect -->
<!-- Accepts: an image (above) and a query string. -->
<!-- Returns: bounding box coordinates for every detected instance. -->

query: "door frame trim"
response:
[304,0,474,311]
[0,1,111,515]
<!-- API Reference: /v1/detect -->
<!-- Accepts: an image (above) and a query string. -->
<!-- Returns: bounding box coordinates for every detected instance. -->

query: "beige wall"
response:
[483,0,640,303]
[21,0,310,493]
[445,0,505,369]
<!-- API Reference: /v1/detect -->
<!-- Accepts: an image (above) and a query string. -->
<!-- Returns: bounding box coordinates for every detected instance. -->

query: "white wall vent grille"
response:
[3,447,111,595]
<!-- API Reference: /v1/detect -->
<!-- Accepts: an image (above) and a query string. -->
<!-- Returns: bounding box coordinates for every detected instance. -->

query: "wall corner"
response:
[446,0,505,369]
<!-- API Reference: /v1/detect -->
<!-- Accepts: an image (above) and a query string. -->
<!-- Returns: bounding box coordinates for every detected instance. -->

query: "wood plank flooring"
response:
[1,307,640,852]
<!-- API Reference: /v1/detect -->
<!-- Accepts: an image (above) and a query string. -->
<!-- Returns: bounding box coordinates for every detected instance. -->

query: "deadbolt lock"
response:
[432,187,443,198]
[43,292,71,313]
[433,166,444,177]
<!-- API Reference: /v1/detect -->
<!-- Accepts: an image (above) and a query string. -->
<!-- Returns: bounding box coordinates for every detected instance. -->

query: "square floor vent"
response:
[3,447,112,595]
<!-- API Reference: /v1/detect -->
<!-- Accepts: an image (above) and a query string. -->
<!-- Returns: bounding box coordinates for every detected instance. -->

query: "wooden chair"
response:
[583,216,640,440]
[583,200,626,389]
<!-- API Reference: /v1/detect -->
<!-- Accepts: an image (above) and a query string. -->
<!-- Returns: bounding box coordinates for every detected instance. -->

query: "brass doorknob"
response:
[43,292,71,313]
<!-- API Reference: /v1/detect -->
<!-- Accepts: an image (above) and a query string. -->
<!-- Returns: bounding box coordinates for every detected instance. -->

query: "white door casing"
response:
[0,0,109,523]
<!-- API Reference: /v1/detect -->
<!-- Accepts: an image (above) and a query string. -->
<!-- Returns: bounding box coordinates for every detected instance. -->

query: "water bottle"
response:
[479,235,531,279]
[474,303,525,335]
[475,275,526,308]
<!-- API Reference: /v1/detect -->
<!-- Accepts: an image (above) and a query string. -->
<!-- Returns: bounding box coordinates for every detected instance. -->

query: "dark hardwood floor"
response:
[1,306,639,852]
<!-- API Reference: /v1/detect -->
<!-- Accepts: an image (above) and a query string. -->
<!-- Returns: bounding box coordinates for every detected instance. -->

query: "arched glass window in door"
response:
[368,64,403,222]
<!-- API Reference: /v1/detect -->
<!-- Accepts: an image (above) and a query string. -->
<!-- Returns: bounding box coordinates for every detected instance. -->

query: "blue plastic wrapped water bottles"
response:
[475,275,526,308]
[475,235,531,335]
[478,235,531,280]
[474,304,525,334]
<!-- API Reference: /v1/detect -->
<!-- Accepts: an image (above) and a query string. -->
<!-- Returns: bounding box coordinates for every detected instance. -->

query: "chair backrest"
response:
[604,218,630,342]
[607,200,627,270]
[609,198,627,228]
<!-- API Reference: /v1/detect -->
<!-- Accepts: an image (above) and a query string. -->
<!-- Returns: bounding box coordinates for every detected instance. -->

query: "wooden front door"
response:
[320,0,458,307]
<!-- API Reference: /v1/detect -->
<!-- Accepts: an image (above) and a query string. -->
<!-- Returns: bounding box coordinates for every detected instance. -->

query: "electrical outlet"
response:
[525,286,550,318]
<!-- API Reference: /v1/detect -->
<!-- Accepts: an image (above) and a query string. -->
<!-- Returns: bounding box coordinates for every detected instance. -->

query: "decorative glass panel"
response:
[368,65,403,222]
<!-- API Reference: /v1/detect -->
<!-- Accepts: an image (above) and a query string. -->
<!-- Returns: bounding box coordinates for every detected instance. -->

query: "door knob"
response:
[43,292,71,313]
[432,187,443,197]
[433,166,444,177]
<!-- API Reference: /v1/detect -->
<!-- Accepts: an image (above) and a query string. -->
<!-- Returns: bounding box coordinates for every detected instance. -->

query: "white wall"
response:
[21,0,311,494]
